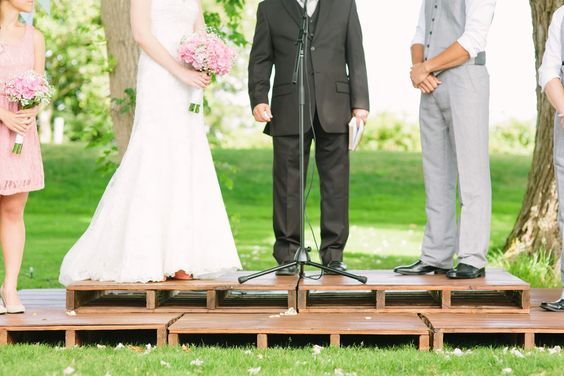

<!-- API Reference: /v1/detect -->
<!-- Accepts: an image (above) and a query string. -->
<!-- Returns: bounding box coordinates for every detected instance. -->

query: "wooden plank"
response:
[287,290,297,310]
[432,331,444,351]
[168,333,179,346]
[523,332,535,349]
[419,334,430,351]
[207,291,217,310]
[257,334,268,349]
[376,290,385,310]
[298,291,308,311]
[0,329,8,345]
[146,291,157,310]
[66,272,299,291]
[169,313,429,335]
[330,334,340,347]
[65,329,81,348]
[521,290,531,310]
[441,291,451,309]
[299,269,529,291]
[156,327,167,347]
[66,290,76,310]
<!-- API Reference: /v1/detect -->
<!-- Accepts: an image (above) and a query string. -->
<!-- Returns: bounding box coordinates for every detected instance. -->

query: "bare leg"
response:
[0,193,29,307]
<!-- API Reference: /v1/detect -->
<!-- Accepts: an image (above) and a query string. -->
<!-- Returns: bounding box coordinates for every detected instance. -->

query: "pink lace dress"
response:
[0,25,44,196]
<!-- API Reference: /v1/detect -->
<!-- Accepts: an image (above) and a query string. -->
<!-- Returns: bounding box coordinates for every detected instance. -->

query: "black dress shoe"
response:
[275,261,297,276]
[540,298,564,312]
[446,263,486,279]
[393,260,450,275]
[323,261,347,275]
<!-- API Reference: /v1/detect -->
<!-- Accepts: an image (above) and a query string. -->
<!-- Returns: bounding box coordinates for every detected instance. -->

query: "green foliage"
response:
[491,248,561,288]
[35,0,111,146]
[1,345,564,376]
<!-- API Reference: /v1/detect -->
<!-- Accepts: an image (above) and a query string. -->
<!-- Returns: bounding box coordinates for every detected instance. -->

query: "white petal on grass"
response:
[313,345,323,355]
[190,359,204,366]
[549,346,561,355]
[160,360,171,368]
[248,367,261,375]
[65,311,77,316]
[452,348,464,357]
[510,348,525,358]
[63,366,75,375]
[115,343,125,350]
[502,368,512,374]
[96,344,106,349]
[257,354,264,360]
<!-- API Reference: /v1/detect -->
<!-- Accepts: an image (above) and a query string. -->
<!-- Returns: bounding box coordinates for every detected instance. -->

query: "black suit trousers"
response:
[272,113,349,265]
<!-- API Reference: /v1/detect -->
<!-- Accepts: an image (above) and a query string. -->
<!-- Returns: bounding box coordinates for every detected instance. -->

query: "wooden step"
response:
[0,308,180,348]
[423,304,564,351]
[298,269,530,313]
[167,312,431,351]
[65,272,299,313]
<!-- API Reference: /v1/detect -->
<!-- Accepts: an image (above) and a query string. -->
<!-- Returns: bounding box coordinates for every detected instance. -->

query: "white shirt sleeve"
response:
[457,0,496,58]
[539,7,564,91]
[411,0,426,46]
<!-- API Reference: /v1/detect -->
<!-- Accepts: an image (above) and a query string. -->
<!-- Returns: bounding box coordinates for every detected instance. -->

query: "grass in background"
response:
[10,144,538,289]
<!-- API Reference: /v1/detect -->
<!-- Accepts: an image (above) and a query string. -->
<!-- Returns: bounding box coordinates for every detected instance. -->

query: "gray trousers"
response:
[553,113,564,284]
[419,65,492,269]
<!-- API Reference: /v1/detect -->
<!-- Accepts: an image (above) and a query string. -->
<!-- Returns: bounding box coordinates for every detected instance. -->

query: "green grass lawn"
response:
[3,144,562,376]
[17,144,532,289]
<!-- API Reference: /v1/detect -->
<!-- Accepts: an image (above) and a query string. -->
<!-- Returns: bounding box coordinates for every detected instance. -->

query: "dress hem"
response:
[0,183,45,196]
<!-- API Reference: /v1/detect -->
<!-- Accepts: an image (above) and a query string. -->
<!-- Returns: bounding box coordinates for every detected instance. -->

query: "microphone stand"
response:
[239,0,367,285]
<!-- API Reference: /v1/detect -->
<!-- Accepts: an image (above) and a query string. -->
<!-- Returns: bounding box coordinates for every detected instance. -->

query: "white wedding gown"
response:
[59,0,242,286]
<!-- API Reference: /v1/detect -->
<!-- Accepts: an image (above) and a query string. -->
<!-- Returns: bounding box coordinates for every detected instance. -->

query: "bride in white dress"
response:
[59,0,242,286]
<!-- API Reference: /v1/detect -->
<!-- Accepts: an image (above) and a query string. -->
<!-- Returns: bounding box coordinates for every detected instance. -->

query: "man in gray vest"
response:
[395,0,496,279]
[248,0,369,275]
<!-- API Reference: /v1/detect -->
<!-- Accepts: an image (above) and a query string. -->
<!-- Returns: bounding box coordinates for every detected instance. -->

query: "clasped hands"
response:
[0,106,39,135]
[410,61,441,94]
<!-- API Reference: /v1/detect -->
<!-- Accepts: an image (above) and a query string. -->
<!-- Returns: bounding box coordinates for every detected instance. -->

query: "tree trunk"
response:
[504,1,564,266]
[100,0,139,158]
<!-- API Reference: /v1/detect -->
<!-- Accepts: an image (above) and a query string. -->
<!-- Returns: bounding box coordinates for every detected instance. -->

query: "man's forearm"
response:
[411,44,425,65]
[546,78,564,115]
[424,42,470,73]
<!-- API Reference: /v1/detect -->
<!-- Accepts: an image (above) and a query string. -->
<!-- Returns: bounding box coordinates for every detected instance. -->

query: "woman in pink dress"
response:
[0,0,46,314]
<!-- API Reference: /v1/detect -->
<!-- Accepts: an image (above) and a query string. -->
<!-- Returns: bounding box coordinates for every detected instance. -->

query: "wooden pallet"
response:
[167,313,431,351]
[423,310,564,351]
[0,308,180,348]
[298,269,530,313]
[66,272,299,313]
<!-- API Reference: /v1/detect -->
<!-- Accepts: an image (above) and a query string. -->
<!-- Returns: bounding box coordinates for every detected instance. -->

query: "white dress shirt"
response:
[297,0,319,17]
[539,6,564,91]
[412,0,496,58]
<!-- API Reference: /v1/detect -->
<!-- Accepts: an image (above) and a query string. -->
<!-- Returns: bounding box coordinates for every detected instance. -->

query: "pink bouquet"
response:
[4,71,53,154]
[178,29,235,113]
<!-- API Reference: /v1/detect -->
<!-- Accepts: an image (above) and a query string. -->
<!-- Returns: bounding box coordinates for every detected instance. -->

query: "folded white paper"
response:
[348,117,364,151]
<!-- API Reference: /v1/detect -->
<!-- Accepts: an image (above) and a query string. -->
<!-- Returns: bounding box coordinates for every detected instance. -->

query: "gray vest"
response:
[424,0,487,64]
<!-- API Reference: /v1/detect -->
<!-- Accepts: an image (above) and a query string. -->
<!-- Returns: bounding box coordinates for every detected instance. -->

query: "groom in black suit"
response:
[248,0,370,274]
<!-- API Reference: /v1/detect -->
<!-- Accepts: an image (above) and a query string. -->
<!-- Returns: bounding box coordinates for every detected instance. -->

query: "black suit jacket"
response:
[248,0,370,136]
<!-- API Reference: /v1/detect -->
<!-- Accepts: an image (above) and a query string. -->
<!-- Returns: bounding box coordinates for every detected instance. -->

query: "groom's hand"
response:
[253,103,273,123]
[353,109,369,126]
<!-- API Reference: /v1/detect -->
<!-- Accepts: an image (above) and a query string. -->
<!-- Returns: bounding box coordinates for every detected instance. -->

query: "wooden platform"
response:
[66,272,298,313]
[424,289,564,350]
[1,288,563,349]
[1,289,181,347]
[298,269,530,313]
[167,313,431,351]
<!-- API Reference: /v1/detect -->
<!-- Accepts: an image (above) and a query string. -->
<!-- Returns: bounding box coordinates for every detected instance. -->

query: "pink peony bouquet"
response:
[4,71,53,154]
[178,29,235,113]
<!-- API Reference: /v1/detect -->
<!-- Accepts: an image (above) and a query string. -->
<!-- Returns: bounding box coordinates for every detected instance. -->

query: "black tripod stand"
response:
[239,1,367,285]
